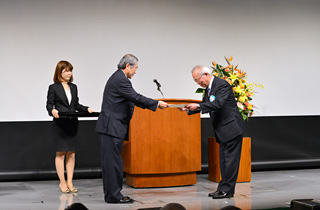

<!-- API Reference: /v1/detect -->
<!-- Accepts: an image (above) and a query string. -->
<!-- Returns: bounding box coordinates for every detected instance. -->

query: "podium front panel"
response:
[122,99,201,187]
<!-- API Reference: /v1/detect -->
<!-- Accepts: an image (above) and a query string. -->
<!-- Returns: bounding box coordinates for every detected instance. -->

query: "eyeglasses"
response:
[194,73,205,83]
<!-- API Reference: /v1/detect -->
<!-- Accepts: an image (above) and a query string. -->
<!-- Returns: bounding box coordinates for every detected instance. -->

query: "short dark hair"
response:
[117,54,138,69]
[65,202,89,210]
[220,205,242,210]
[53,60,74,83]
[161,203,186,210]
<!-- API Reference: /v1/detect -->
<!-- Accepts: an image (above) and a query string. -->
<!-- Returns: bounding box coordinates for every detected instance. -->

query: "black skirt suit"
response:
[46,82,88,151]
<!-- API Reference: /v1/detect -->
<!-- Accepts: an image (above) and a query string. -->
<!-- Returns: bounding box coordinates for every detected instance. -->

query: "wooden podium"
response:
[208,137,251,183]
[122,99,201,188]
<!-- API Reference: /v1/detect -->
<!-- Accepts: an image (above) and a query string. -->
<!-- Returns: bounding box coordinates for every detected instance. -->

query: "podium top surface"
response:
[155,98,201,103]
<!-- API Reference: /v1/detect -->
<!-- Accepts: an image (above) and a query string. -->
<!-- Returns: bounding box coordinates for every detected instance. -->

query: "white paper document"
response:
[168,104,188,108]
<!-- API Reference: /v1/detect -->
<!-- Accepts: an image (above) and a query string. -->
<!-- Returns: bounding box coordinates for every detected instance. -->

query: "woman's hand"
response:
[88,107,94,113]
[52,109,59,118]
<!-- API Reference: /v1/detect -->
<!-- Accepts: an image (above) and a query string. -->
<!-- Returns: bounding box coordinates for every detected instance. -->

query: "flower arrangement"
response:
[196,56,264,121]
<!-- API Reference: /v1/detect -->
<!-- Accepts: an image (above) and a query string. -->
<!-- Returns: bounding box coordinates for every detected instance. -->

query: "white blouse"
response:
[65,89,72,105]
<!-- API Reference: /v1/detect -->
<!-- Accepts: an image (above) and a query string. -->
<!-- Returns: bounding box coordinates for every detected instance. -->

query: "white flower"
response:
[237,102,244,110]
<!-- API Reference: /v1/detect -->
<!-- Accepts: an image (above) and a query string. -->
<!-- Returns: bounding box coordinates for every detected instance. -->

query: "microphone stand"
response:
[157,87,164,98]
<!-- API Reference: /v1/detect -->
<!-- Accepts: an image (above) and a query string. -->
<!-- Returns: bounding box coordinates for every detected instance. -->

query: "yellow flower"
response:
[235,85,241,92]
[213,72,218,77]
[230,73,238,83]
[247,104,253,110]
[239,96,246,103]
[235,86,245,95]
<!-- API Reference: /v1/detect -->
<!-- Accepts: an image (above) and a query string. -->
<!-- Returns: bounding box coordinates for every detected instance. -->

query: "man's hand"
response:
[178,107,188,112]
[88,107,94,113]
[158,101,169,109]
[185,103,199,112]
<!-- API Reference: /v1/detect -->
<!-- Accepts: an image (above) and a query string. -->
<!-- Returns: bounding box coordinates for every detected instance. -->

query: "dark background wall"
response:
[1,116,320,181]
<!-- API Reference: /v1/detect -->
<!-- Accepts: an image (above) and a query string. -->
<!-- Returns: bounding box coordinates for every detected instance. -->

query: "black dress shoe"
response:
[211,191,233,199]
[118,196,134,203]
[107,196,134,204]
[208,191,220,197]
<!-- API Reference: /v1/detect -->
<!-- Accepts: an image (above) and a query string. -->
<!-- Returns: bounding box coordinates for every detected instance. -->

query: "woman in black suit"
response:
[46,60,93,193]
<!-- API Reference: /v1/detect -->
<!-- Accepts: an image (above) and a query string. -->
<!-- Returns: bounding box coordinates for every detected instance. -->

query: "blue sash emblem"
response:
[209,95,216,102]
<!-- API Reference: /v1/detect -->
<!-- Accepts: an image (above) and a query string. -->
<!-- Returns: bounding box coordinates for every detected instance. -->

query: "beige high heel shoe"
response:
[59,184,70,193]
[67,185,78,193]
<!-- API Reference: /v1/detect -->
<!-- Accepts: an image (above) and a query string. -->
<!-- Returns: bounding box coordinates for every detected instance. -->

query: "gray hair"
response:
[191,65,211,76]
[117,54,139,69]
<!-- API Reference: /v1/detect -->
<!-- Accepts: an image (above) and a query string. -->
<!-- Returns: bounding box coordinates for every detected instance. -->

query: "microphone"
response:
[153,79,161,88]
[153,79,164,98]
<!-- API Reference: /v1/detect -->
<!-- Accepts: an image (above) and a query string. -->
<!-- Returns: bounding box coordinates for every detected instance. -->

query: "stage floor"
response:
[0,169,319,210]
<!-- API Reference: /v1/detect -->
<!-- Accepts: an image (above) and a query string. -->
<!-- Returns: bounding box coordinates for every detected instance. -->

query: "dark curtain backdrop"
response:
[1,116,320,181]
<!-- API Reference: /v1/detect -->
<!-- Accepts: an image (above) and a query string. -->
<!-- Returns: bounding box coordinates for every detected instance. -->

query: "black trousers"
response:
[217,134,243,195]
[99,134,124,202]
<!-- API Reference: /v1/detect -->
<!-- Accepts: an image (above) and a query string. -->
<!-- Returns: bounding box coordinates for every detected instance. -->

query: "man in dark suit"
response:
[96,54,169,204]
[181,65,244,199]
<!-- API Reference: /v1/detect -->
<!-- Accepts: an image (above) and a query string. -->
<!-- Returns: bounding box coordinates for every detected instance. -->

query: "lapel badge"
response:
[209,95,216,102]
